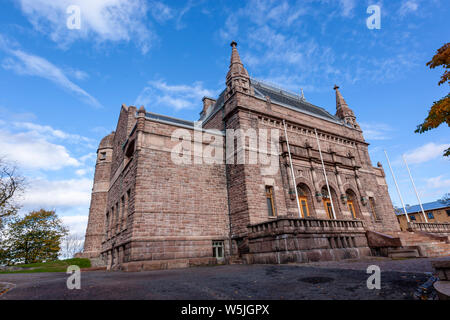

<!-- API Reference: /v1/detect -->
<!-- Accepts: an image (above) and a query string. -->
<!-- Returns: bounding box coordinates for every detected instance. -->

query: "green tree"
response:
[415,43,450,157]
[1,209,68,265]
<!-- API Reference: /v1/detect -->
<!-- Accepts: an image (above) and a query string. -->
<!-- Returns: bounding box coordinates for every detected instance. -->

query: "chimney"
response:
[201,97,216,116]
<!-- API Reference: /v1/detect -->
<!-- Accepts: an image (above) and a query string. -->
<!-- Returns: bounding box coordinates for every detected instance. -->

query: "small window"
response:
[446,209,450,217]
[125,139,135,158]
[265,186,276,217]
[323,199,333,219]
[99,152,107,160]
[410,215,416,221]
[348,201,356,219]
[299,196,309,217]
[427,212,434,219]
[212,241,224,259]
[369,197,380,221]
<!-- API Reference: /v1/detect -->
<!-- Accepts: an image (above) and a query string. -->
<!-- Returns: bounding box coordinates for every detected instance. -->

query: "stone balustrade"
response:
[248,217,365,237]
[408,221,450,234]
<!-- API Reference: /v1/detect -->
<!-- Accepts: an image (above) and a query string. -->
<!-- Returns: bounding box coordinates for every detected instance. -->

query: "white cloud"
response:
[150,1,174,24]
[0,121,95,171]
[399,0,419,16]
[0,129,81,170]
[135,80,216,111]
[13,122,94,145]
[15,0,156,54]
[1,48,102,108]
[426,175,450,189]
[20,178,92,209]
[360,123,394,140]
[339,0,356,17]
[61,215,89,237]
[404,142,450,164]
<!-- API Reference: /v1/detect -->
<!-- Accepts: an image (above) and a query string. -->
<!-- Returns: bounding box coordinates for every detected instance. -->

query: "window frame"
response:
[298,196,310,217]
[212,241,224,260]
[323,199,333,219]
[348,200,356,219]
[265,186,276,217]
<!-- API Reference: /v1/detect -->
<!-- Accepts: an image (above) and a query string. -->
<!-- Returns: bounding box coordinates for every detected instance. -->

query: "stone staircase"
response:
[386,231,450,258]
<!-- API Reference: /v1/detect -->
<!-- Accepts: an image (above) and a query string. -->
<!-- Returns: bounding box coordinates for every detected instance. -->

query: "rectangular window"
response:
[121,196,125,228]
[369,197,380,221]
[446,209,450,217]
[348,201,356,219]
[212,241,224,259]
[299,197,309,217]
[265,186,276,217]
[427,212,434,219]
[410,215,416,221]
[323,200,333,219]
[99,152,106,160]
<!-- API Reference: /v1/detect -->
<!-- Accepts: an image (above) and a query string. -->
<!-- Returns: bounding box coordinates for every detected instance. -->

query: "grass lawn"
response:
[0,258,91,274]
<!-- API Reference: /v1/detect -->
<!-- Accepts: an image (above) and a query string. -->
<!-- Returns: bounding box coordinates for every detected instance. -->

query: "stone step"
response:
[387,247,420,259]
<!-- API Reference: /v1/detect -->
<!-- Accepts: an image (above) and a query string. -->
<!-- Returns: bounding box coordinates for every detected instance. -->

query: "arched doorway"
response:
[346,189,361,220]
[297,183,313,218]
[321,186,339,219]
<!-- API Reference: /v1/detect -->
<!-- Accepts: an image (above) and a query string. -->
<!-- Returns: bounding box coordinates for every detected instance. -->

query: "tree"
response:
[1,209,68,265]
[415,43,450,157]
[60,233,84,260]
[440,193,450,203]
[0,157,24,229]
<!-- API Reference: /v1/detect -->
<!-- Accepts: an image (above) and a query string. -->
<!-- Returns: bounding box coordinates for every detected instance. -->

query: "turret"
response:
[225,41,253,101]
[81,132,114,258]
[334,85,360,130]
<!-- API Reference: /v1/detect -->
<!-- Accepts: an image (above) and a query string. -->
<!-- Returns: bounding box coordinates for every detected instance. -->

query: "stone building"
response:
[80,42,449,271]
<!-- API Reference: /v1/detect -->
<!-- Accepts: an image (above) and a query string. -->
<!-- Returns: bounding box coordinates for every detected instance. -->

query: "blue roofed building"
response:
[395,199,450,231]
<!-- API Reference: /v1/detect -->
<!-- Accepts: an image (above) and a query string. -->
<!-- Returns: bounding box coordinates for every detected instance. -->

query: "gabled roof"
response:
[251,79,343,124]
[200,78,348,126]
[394,200,450,215]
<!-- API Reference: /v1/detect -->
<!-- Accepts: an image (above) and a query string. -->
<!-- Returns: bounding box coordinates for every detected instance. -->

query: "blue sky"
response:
[0,0,448,236]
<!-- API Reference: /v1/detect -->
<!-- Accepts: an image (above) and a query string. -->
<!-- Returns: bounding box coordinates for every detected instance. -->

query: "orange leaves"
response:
[426,43,450,86]
[417,43,450,157]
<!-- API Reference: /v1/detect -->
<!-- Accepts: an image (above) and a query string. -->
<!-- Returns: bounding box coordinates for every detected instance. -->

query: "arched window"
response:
[346,189,360,220]
[297,183,313,218]
[321,186,339,219]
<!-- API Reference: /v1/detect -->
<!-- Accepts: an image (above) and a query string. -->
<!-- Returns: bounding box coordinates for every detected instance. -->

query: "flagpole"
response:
[283,120,303,219]
[384,150,410,223]
[315,129,336,220]
[403,155,428,223]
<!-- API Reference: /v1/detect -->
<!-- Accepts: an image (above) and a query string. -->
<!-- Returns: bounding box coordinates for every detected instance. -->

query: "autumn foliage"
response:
[0,209,68,265]
[416,43,450,157]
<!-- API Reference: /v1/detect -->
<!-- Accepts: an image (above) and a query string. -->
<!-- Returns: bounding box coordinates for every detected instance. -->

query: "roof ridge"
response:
[250,77,304,101]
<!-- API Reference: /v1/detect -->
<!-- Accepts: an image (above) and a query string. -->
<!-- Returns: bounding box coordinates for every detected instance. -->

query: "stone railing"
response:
[408,221,450,234]
[248,217,365,237]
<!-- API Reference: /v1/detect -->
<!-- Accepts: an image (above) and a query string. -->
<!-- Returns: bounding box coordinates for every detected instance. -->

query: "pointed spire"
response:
[226,41,249,81]
[334,85,354,118]
[334,85,359,130]
[225,41,252,100]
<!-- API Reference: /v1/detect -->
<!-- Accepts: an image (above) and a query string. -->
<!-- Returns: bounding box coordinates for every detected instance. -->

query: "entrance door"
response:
[323,199,333,219]
[298,196,310,217]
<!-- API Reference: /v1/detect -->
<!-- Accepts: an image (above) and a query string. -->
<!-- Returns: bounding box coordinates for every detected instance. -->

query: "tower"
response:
[81,132,114,258]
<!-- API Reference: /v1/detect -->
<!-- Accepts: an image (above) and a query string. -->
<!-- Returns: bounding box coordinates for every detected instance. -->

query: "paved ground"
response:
[1,257,448,300]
